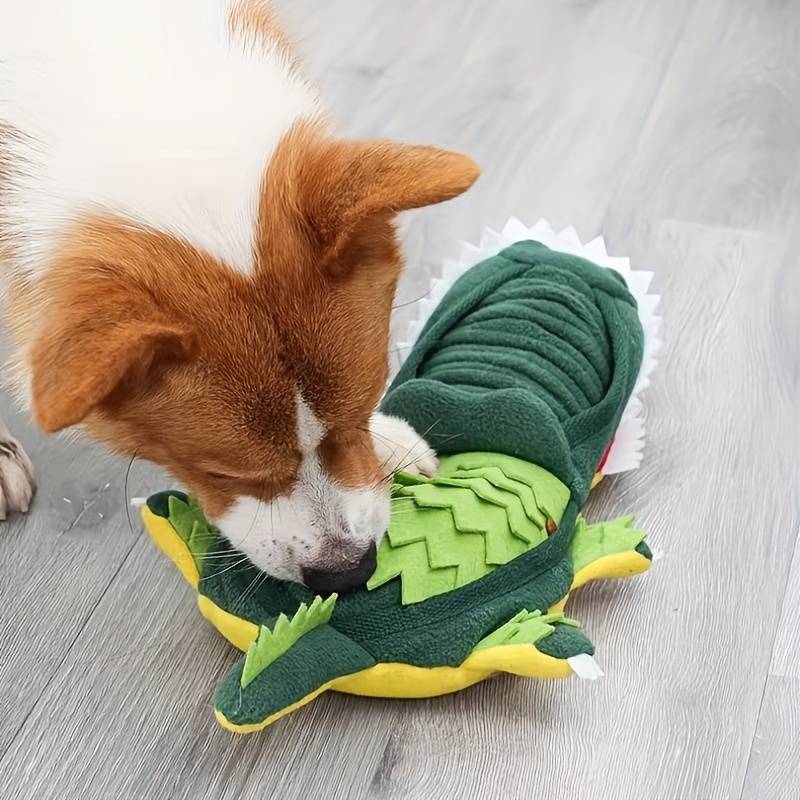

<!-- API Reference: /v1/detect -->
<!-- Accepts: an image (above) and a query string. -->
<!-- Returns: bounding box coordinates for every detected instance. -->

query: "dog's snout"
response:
[302,542,377,595]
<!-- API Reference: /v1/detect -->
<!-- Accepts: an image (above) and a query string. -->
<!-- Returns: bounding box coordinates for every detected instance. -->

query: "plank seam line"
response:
[737,523,800,800]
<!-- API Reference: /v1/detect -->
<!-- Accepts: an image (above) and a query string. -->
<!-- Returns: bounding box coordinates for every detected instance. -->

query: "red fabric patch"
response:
[597,439,614,473]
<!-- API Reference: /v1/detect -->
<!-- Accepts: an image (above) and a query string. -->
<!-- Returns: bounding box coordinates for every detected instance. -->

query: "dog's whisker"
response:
[195,557,239,563]
[202,556,252,581]
[359,426,405,449]
[238,569,267,606]
[392,286,433,310]
[387,418,441,474]
[123,448,141,539]
[370,428,406,473]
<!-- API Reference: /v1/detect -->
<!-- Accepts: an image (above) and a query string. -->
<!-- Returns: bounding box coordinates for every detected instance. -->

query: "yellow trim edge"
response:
[141,507,260,650]
[141,506,200,589]
[215,676,343,734]
[198,595,260,651]
[572,550,652,591]
[142,497,647,735]
[215,644,574,734]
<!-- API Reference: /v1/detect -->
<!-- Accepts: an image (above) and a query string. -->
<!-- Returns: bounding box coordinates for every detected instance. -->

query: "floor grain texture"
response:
[1,2,798,799]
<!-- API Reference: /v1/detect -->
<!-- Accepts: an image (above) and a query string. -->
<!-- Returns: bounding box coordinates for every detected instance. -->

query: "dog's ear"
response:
[30,287,195,432]
[263,126,480,269]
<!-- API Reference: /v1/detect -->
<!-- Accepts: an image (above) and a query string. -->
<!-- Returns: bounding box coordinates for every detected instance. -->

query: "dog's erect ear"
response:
[263,126,480,269]
[303,139,480,267]
[30,290,195,433]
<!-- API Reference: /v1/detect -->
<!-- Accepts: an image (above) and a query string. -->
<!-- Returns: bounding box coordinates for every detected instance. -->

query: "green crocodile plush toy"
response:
[141,218,661,734]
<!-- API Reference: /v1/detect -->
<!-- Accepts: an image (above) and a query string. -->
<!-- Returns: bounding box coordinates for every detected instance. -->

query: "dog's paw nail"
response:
[0,435,36,519]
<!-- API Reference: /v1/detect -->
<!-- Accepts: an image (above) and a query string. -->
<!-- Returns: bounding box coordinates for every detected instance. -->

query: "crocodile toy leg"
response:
[549,515,652,614]
[215,624,376,734]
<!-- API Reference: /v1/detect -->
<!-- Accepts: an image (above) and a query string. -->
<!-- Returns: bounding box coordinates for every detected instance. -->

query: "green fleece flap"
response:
[535,624,595,659]
[474,609,580,651]
[367,452,570,604]
[472,608,593,659]
[439,452,570,519]
[433,474,547,530]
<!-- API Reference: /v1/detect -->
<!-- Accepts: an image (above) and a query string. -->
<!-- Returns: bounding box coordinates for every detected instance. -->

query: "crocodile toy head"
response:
[141,219,660,734]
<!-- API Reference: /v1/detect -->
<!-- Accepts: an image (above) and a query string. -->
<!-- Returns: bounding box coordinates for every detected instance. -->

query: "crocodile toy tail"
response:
[383,246,641,507]
[387,218,661,486]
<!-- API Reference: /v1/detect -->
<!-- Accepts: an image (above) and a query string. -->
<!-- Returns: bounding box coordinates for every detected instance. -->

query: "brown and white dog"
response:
[0,0,478,592]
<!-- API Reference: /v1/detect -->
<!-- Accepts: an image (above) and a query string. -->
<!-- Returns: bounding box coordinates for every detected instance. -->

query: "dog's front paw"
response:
[0,432,35,519]
[370,412,438,478]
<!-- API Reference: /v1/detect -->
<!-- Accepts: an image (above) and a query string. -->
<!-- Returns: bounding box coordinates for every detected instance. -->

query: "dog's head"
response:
[27,123,478,590]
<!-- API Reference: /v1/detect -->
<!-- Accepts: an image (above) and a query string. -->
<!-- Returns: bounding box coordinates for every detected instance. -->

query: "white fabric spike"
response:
[558,226,582,249]
[441,258,464,284]
[395,218,661,473]
[429,278,449,303]
[568,654,604,680]
[502,217,526,238]
[531,218,555,239]
[480,228,505,252]
[604,256,631,272]
[626,270,654,296]
[417,300,437,321]
[585,236,608,260]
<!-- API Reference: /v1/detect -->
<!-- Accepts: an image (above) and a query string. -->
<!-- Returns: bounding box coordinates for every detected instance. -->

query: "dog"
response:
[0,0,478,592]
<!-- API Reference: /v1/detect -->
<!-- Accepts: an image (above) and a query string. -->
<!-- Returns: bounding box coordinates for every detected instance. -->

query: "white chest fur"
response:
[0,0,319,276]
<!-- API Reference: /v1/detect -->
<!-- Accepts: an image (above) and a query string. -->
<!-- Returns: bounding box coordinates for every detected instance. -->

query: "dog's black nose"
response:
[302,542,377,595]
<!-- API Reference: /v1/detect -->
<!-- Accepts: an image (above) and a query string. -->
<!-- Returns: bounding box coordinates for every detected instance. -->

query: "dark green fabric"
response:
[147,490,188,518]
[149,488,579,667]
[369,453,571,604]
[536,624,595,660]
[201,556,315,625]
[146,238,651,729]
[381,241,644,505]
[635,541,653,560]
[330,502,577,666]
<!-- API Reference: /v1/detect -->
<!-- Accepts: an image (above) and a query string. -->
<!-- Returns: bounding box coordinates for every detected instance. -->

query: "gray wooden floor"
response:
[1,2,799,798]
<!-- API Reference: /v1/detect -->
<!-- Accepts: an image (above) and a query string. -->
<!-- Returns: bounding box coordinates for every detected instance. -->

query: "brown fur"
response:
[227,0,301,75]
[11,121,478,518]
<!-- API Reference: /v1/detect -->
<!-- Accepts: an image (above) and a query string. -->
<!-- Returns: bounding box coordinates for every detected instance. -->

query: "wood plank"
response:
[765,222,800,683]
[0,399,167,757]
[741,678,800,800]
[770,536,800,679]
[606,0,800,234]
